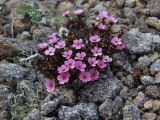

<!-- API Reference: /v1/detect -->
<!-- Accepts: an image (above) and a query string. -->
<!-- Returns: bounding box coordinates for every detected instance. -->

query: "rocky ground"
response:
[0,0,160,120]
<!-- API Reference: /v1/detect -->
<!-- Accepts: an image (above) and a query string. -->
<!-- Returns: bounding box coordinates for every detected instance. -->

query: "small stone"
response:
[79,78,123,103]
[0,64,36,87]
[53,88,76,106]
[133,92,145,107]
[145,85,160,98]
[135,55,151,69]
[120,86,129,99]
[111,25,121,33]
[144,100,153,109]
[123,104,141,120]
[99,99,113,119]
[146,17,160,31]
[23,109,41,120]
[0,0,6,5]
[58,103,99,120]
[41,98,60,115]
[16,31,31,40]
[125,0,136,7]
[142,112,157,120]
[116,0,125,8]
[124,75,137,87]
[57,1,74,13]
[150,59,160,74]
[140,75,155,86]
[14,19,25,32]
[155,72,160,83]
[152,100,160,112]
[149,52,159,62]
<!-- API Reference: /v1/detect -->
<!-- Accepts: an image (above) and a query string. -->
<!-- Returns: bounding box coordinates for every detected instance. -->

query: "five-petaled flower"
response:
[75,61,86,71]
[90,69,99,81]
[75,52,86,60]
[57,72,70,84]
[91,46,103,57]
[79,71,91,82]
[57,65,69,73]
[111,37,122,46]
[65,59,75,69]
[88,57,97,67]
[63,50,73,59]
[45,79,55,93]
[89,35,101,43]
[72,39,85,49]
[55,41,66,49]
[44,47,55,56]
[98,11,108,19]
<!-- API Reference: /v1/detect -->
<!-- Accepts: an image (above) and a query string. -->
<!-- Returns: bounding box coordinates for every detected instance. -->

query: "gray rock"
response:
[111,25,121,33]
[122,29,160,54]
[0,85,12,120]
[99,99,113,119]
[99,97,123,119]
[123,61,133,73]
[116,0,125,8]
[145,85,160,98]
[135,55,151,69]
[124,75,137,88]
[133,92,145,107]
[59,106,81,120]
[53,88,76,106]
[17,80,41,102]
[79,78,123,103]
[123,104,141,120]
[150,59,160,74]
[140,75,155,86]
[59,103,99,120]
[0,37,37,59]
[0,64,36,86]
[23,109,57,120]
[0,0,6,5]
[142,112,157,120]
[41,98,60,115]
[125,0,136,7]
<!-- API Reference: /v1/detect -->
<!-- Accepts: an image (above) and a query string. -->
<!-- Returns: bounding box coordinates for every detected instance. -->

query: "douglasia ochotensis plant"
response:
[38,9,125,92]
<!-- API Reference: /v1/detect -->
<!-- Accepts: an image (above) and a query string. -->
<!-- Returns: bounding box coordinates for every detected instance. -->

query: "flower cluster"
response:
[38,9,125,92]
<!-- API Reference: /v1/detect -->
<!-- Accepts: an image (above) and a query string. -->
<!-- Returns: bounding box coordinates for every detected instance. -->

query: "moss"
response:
[17,4,42,25]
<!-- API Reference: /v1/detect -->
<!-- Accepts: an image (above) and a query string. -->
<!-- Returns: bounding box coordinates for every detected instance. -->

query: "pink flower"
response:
[49,36,58,44]
[75,52,86,60]
[38,42,48,49]
[111,37,122,46]
[98,11,108,19]
[57,64,69,73]
[72,39,85,49]
[73,9,83,15]
[75,61,86,71]
[89,35,101,43]
[44,47,55,56]
[62,10,70,16]
[116,42,126,50]
[107,16,118,23]
[91,46,102,57]
[88,57,97,67]
[45,79,55,92]
[65,59,75,69]
[63,50,73,59]
[55,41,66,49]
[79,71,91,82]
[49,32,57,39]
[90,69,99,81]
[97,23,106,30]
[97,60,107,68]
[102,55,112,62]
[57,72,70,84]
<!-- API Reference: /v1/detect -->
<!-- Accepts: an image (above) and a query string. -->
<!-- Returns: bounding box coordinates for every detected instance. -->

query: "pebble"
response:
[144,100,153,109]
[145,85,160,98]
[155,72,160,83]
[142,112,157,120]
[150,59,160,74]
[140,75,155,86]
